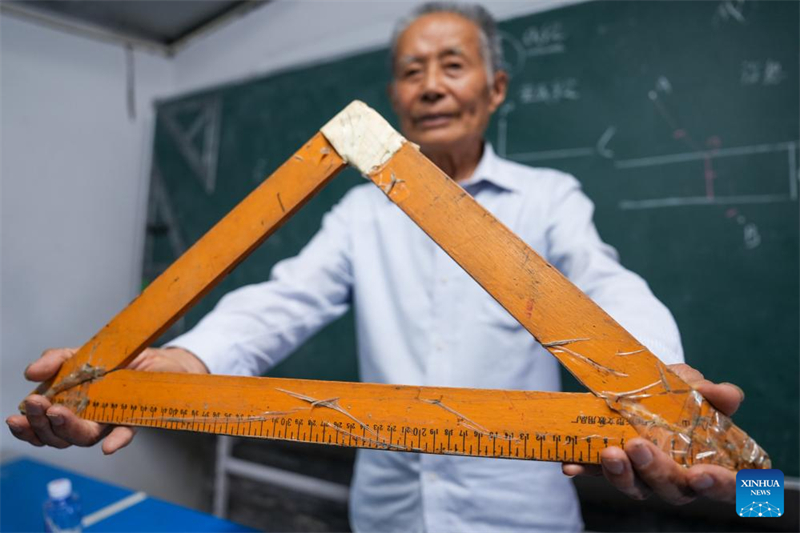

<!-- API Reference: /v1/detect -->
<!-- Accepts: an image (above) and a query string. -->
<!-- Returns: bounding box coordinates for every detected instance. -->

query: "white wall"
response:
[174,0,582,95]
[0,13,209,509]
[1,0,578,514]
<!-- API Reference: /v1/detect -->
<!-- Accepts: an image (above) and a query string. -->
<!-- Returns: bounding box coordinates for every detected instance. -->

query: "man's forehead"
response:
[398,46,465,66]
[395,12,483,61]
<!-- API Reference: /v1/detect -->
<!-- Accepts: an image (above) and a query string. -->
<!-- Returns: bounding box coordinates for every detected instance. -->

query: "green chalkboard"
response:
[146,1,798,476]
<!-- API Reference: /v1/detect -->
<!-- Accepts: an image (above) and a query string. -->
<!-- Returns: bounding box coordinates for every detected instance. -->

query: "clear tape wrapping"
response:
[607,389,770,470]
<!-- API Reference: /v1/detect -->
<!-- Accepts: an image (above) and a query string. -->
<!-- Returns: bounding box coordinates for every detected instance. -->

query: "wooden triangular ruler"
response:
[25,102,769,469]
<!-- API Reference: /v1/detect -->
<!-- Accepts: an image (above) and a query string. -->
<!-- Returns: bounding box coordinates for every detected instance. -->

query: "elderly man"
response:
[9,3,744,532]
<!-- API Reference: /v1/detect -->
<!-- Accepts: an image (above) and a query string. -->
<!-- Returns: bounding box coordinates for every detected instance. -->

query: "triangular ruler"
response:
[24,102,769,469]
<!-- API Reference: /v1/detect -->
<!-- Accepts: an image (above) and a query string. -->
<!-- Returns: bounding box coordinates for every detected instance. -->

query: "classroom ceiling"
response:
[7,0,265,47]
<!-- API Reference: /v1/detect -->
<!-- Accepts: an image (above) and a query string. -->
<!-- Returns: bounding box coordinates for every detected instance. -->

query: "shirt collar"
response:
[459,142,520,192]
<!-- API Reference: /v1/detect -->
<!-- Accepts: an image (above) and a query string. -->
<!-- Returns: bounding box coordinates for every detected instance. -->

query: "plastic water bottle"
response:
[43,478,83,533]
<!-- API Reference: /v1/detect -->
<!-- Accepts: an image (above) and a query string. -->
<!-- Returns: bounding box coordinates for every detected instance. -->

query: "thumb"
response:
[25,348,78,382]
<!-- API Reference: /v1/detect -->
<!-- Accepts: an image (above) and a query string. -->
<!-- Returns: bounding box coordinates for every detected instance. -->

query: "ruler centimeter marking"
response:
[85,403,622,464]
[69,370,638,464]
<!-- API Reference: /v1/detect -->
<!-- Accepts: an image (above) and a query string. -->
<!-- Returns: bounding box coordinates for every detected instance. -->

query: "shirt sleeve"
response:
[164,189,357,376]
[543,172,685,365]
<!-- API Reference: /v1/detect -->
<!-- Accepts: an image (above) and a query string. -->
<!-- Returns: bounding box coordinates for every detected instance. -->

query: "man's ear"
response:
[488,70,509,114]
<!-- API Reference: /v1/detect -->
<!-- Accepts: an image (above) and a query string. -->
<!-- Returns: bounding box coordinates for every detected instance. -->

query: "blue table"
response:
[1,457,256,532]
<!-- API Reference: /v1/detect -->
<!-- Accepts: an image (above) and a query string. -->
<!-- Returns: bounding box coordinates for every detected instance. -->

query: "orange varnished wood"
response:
[63,370,637,464]
[368,143,681,408]
[35,134,345,407]
[27,104,768,470]
[367,142,768,469]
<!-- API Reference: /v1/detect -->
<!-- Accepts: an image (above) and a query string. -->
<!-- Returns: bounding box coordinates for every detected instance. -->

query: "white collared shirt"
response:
[170,143,683,532]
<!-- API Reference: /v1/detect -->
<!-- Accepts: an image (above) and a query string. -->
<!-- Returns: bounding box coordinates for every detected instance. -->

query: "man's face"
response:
[390,12,508,153]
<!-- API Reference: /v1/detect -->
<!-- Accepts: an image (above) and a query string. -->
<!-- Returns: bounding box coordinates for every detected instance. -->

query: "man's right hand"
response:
[5,346,208,455]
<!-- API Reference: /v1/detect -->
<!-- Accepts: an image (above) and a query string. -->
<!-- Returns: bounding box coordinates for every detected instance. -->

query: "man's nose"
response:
[420,66,445,103]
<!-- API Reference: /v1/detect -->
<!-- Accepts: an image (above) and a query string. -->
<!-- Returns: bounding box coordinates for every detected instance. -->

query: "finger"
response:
[46,404,108,447]
[6,415,45,446]
[666,363,705,385]
[128,349,155,371]
[667,364,744,416]
[600,446,652,500]
[24,396,71,448]
[101,426,137,455]
[128,349,174,372]
[562,463,602,477]
[624,438,696,505]
[686,465,737,503]
[25,348,78,382]
[692,380,744,417]
[133,356,164,372]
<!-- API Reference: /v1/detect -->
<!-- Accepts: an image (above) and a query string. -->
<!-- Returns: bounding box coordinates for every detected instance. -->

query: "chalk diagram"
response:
[495,26,798,231]
[143,164,188,339]
[614,74,797,212]
[739,501,782,517]
[160,96,222,195]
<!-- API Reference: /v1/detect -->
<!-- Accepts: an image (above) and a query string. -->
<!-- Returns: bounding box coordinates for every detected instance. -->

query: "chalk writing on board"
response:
[655,76,672,95]
[500,125,616,162]
[519,78,580,105]
[596,127,617,159]
[160,97,221,195]
[521,22,566,57]
[726,209,761,250]
[743,223,761,249]
[615,141,797,170]
[713,0,747,25]
[499,31,527,75]
[646,77,726,198]
[741,60,786,86]
[144,166,188,339]
[496,102,516,158]
[617,141,798,210]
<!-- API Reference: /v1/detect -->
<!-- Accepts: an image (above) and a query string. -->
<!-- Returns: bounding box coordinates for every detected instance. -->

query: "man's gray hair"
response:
[389,2,504,82]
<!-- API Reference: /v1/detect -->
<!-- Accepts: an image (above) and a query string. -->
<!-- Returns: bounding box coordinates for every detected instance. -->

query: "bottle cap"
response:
[47,478,72,500]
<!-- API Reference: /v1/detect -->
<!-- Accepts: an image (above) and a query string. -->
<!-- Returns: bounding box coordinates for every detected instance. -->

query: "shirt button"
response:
[426,472,439,481]
[440,277,447,285]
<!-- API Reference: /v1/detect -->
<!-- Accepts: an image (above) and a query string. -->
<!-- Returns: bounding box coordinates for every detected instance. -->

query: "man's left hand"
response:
[562,363,745,504]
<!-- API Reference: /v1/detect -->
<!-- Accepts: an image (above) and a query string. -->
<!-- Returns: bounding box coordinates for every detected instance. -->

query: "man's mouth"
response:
[414,113,456,128]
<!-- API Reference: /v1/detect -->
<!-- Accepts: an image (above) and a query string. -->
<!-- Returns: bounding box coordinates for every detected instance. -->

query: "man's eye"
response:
[445,63,464,71]
[403,68,421,78]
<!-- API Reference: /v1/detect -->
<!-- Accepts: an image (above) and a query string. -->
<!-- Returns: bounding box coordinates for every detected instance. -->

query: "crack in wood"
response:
[276,388,377,438]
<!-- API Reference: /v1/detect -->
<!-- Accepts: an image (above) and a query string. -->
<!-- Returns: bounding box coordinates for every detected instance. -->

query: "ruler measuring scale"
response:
[23,101,769,469]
